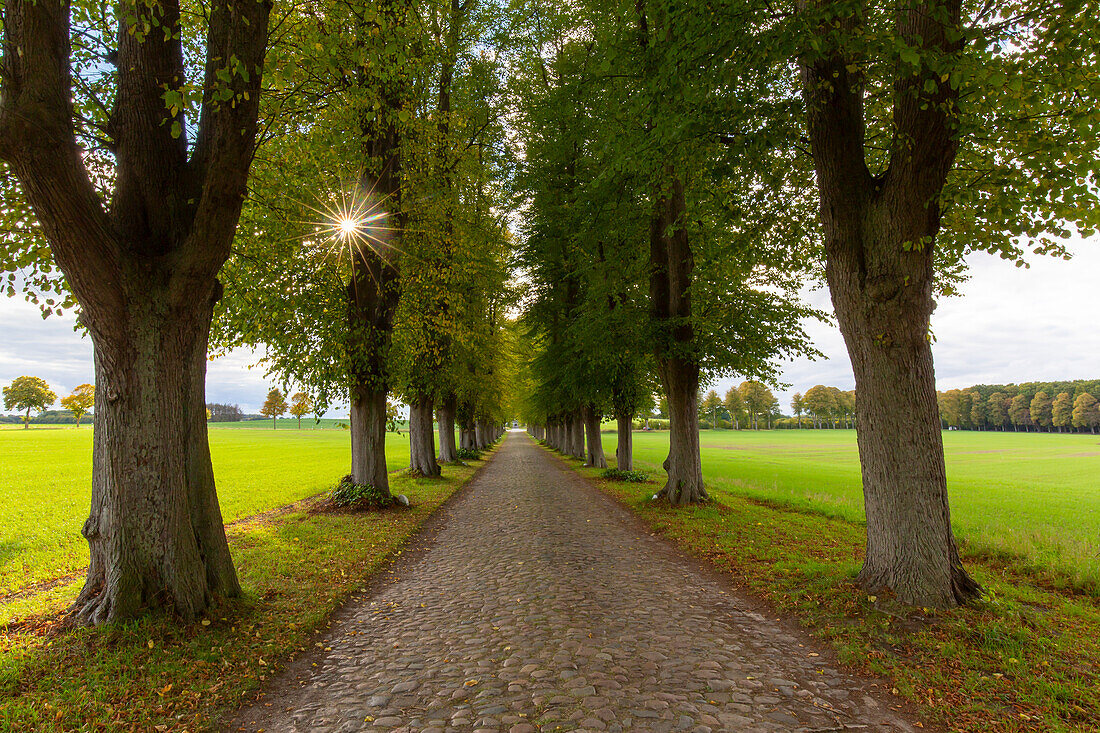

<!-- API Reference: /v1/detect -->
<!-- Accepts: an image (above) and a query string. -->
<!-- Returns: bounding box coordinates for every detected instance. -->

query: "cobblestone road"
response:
[230,432,919,733]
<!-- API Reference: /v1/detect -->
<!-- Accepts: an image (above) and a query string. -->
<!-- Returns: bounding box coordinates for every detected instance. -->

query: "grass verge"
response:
[544,443,1100,733]
[0,447,496,732]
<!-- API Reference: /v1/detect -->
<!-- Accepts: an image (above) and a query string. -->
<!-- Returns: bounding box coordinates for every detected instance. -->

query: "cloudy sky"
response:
[2,235,1098,416]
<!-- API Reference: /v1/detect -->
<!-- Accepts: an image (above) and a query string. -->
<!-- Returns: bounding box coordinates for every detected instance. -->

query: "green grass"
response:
[599,429,1100,593]
[0,453,493,732]
[547,443,1100,732]
[0,425,413,603]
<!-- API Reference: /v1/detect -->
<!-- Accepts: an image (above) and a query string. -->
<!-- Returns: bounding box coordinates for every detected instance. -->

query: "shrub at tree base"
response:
[601,468,649,483]
[326,477,399,511]
[455,448,482,461]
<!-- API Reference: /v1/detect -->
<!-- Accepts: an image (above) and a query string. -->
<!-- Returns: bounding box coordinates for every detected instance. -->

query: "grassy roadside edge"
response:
[536,439,1100,733]
[0,443,501,733]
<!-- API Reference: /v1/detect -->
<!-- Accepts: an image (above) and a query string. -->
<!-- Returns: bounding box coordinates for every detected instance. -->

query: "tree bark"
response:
[800,0,979,607]
[408,396,441,476]
[73,285,241,625]
[569,410,586,459]
[583,404,607,468]
[350,385,391,492]
[437,393,458,462]
[658,357,706,505]
[615,412,634,471]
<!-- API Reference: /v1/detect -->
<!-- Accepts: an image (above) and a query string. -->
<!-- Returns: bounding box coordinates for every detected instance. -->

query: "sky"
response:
[2,236,1098,417]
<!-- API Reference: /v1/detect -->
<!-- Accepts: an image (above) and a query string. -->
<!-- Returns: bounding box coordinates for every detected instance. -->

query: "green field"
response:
[0,424,412,599]
[601,429,1100,590]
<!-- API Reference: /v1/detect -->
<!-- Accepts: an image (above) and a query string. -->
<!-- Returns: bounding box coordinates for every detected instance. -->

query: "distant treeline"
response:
[206,403,245,422]
[0,409,83,425]
[938,380,1100,433]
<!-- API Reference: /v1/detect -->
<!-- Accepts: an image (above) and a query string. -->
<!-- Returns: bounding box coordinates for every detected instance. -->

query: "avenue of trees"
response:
[1,0,1098,620]
[515,0,1100,610]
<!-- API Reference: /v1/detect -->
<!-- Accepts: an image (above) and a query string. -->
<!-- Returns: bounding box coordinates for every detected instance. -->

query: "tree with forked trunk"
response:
[0,0,271,624]
[797,0,1100,606]
[799,0,982,607]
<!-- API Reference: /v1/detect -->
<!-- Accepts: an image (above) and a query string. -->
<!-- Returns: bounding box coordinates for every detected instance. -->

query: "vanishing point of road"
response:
[230,432,920,733]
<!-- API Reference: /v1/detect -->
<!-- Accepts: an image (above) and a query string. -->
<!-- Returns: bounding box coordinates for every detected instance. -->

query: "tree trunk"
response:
[583,404,607,468]
[800,0,977,608]
[408,396,440,476]
[615,412,634,471]
[437,393,458,462]
[657,356,706,505]
[474,420,485,449]
[569,410,586,459]
[350,384,391,493]
[73,284,240,626]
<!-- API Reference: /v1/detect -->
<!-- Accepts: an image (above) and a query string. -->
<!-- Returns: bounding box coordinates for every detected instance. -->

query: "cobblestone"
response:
[229,433,919,732]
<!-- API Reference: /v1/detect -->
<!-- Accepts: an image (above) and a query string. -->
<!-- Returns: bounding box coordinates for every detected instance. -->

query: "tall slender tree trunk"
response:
[583,404,607,468]
[649,171,706,505]
[437,393,458,462]
[408,396,440,476]
[615,412,634,471]
[346,0,409,497]
[800,0,978,607]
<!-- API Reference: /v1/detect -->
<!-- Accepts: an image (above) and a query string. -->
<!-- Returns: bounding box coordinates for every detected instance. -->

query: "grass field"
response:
[599,429,1100,592]
[0,424,413,601]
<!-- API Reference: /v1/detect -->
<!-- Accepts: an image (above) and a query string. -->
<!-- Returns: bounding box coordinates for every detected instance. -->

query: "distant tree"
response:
[1009,394,1033,432]
[802,385,836,429]
[1051,392,1074,432]
[1072,393,1100,434]
[836,390,856,429]
[260,389,288,429]
[724,387,745,429]
[206,408,212,421]
[290,392,313,429]
[3,376,57,429]
[1029,391,1054,431]
[969,391,985,430]
[699,390,723,429]
[790,393,804,428]
[986,392,1010,430]
[738,381,774,430]
[59,384,95,427]
[385,401,402,434]
[206,403,245,422]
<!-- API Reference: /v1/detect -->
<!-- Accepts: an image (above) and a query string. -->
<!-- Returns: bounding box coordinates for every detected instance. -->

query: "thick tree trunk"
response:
[459,424,476,450]
[408,396,441,476]
[73,284,239,625]
[583,404,607,468]
[836,277,979,607]
[437,393,458,462]
[569,410,586,459]
[474,420,485,449]
[615,412,633,471]
[657,357,706,505]
[350,384,391,493]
